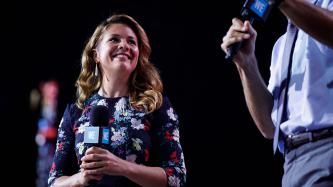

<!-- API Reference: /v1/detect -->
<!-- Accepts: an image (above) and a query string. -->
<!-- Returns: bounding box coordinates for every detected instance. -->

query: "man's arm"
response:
[236,55,275,139]
[221,19,275,139]
[279,0,333,48]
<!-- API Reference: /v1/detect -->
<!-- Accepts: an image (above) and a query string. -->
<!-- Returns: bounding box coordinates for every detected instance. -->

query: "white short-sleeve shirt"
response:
[267,0,333,135]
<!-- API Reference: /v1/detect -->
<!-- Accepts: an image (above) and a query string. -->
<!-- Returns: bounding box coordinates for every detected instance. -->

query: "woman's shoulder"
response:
[147,94,180,128]
[160,95,173,110]
[151,95,177,117]
[83,92,100,106]
[62,100,83,120]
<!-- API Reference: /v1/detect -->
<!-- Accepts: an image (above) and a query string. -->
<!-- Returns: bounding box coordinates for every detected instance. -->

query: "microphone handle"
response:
[225,41,243,62]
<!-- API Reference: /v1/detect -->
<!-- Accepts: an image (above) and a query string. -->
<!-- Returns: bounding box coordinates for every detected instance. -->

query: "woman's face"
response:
[95,23,139,79]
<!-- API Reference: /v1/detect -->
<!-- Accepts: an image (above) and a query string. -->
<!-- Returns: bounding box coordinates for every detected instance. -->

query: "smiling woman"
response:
[94,23,139,85]
[48,14,187,187]
[76,14,163,114]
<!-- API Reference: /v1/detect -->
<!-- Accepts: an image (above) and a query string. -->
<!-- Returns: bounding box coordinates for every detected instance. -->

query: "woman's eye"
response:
[109,37,120,43]
[128,40,137,45]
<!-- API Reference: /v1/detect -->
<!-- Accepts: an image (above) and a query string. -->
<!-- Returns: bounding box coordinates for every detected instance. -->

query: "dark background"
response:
[5,0,287,186]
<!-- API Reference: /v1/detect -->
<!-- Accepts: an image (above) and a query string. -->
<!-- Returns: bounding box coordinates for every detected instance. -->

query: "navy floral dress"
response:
[48,93,186,187]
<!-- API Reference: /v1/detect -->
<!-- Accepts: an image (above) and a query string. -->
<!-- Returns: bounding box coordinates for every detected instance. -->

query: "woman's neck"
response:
[98,75,129,98]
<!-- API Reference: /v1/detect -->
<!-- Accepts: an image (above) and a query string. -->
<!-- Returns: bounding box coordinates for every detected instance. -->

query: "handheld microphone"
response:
[84,105,110,147]
[225,0,276,61]
[83,105,110,187]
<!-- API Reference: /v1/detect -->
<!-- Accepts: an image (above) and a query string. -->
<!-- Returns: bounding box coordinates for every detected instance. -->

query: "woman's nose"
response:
[118,40,129,50]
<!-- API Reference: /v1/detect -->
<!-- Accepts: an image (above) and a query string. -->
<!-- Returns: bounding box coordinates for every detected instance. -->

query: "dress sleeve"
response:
[150,96,187,187]
[48,104,79,187]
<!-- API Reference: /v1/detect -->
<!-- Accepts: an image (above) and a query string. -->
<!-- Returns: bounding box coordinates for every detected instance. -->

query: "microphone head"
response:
[241,0,274,23]
[90,105,110,127]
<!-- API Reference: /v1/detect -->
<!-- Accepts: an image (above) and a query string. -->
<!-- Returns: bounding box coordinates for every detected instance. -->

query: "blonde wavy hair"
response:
[76,14,163,113]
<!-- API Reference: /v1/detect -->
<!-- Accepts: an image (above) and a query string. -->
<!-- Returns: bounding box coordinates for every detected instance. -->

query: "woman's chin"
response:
[112,61,136,72]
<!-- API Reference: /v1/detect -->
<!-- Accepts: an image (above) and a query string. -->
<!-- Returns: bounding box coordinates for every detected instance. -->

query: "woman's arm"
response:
[150,97,187,186]
[49,104,100,187]
[124,162,167,187]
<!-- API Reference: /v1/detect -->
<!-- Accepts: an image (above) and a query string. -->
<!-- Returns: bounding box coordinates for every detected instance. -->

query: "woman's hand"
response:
[74,170,103,187]
[80,146,129,177]
[53,171,103,187]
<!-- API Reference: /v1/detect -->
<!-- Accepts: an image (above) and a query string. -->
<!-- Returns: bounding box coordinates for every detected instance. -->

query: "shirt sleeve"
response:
[327,0,333,10]
[150,96,187,187]
[48,104,79,187]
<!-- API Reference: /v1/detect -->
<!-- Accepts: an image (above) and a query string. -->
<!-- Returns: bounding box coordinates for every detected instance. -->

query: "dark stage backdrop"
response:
[6,0,287,186]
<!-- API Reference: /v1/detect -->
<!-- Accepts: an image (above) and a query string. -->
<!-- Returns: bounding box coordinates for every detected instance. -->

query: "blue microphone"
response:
[225,0,276,61]
[83,105,110,186]
[84,105,110,147]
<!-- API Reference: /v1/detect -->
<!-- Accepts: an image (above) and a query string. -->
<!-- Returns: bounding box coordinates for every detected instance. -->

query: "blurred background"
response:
[6,0,287,186]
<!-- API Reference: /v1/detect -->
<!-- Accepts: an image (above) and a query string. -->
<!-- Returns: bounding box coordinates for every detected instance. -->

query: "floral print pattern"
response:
[48,93,186,187]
